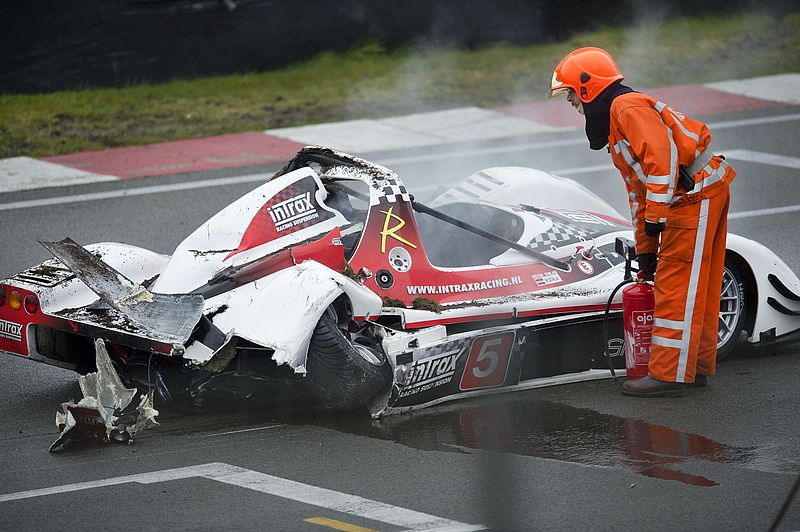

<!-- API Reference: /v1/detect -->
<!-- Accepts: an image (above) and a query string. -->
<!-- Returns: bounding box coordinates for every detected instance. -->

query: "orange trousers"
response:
[648,183,730,383]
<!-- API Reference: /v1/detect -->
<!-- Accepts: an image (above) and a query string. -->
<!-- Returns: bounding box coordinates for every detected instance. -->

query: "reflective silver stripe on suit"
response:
[647,174,672,185]
[655,100,701,142]
[665,128,677,204]
[653,101,679,205]
[669,110,701,142]
[629,191,639,235]
[647,190,670,202]
[617,139,647,233]
[616,138,639,235]
[676,198,710,382]
[616,140,647,183]
[652,335,683,349]
[685,159,728,196]
[685,144,714,176]
[654,318,684,330]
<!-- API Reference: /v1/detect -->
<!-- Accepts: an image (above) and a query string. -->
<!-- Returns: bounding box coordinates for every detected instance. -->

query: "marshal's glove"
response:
[637,252,657,280]
[644,220,666,237]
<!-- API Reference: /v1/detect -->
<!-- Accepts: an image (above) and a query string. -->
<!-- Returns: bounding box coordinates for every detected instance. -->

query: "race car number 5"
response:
[459,332,515,390]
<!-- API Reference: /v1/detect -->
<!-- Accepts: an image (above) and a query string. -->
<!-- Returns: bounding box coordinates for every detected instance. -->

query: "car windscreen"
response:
[417,203,525,267]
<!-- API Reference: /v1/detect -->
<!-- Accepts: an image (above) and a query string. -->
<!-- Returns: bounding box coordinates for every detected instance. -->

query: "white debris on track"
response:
[49,338,159,452]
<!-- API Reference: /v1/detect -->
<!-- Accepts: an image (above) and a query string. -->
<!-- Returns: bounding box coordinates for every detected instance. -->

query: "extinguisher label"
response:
[630,310,653,364]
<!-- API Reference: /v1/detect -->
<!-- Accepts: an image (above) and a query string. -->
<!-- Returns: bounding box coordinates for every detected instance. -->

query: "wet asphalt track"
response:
[1,105,799,531]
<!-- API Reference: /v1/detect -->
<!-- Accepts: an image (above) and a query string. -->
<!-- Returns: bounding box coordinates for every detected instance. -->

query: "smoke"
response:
[316,1,797,219]
[611,0,797,88]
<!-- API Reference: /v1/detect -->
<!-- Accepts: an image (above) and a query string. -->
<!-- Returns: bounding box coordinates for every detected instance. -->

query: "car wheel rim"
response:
[718,266,742,348]
[353,344,382,366]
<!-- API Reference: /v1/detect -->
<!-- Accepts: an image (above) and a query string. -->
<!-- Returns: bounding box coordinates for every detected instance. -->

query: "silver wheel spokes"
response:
[718,267,741,346]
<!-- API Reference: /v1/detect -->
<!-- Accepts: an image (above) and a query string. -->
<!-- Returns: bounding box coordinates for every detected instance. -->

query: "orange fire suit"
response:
[608,92,736,383]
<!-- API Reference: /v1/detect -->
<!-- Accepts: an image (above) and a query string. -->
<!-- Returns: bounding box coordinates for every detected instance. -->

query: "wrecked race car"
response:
[2,146,800,421]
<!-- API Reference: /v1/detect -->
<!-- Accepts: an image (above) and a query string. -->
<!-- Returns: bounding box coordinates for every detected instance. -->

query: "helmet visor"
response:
[548,70,570,100]
[549,87,570,100]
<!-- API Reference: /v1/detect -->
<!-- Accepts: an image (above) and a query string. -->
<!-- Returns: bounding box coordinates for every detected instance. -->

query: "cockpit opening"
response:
[322,178,370,259]
[417,202,525,267]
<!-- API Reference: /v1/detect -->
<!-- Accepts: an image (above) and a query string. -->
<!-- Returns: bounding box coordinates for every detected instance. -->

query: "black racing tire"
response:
[716,256,747,361]
[305,301,392,411]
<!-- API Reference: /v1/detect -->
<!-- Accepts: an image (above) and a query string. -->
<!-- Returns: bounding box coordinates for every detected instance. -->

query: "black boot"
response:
[622,376,685,397]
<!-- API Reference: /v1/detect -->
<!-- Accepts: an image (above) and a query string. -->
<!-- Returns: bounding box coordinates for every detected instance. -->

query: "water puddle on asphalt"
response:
[160,391,797,487]
[319,395,797,488]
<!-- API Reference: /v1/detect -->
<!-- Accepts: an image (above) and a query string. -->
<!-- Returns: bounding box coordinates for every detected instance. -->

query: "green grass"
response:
[1,11,798,158]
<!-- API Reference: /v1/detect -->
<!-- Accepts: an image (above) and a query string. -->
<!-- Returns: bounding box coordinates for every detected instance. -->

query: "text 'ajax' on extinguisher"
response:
[603,237,655,381]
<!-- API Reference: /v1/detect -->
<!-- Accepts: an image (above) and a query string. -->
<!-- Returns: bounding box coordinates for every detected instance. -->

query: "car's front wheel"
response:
[716,256,747,361]
[304,297,392,411]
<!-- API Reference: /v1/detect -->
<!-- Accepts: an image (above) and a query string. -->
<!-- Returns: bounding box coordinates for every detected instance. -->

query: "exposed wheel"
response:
[716,256,747,361]
[305,297,391,411]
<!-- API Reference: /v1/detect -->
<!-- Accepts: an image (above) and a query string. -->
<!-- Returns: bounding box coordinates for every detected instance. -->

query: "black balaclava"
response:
[582,81,635,150]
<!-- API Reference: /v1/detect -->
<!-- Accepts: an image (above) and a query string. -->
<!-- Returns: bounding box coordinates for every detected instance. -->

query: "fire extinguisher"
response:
[603,237,655,381]
[622,278,655,380]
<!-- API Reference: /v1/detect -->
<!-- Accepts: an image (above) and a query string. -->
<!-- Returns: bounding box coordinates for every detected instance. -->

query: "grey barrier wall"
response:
[2,0,797,93]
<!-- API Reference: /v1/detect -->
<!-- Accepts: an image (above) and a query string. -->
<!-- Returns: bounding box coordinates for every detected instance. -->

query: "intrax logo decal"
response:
[0,318,23,342]
[399,349,461,398]
[268,192,318,232]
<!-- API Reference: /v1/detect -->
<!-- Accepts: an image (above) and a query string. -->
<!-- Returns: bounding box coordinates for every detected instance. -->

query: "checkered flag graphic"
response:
[414,337,470,362]
[527,220,594,252]
[373,176,412,205]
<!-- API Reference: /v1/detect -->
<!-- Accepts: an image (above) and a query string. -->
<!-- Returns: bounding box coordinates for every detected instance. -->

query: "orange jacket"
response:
[608,92,735,254]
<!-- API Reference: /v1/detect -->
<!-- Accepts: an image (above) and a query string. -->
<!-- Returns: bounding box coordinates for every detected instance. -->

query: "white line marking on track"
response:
[0,157,117,193]
[204,424,284,437]
[0,161,617,211]
[377,137,593,166]
[706,74,800,105]
[0,462,486,531]
[372,114,800,168]
[707,112,800,130]
[0,110,797,198]
[3,152,604,211]
[0,173,271,212]
[728,204,800,220]
[0,130,798,220]
[724,150,800,170]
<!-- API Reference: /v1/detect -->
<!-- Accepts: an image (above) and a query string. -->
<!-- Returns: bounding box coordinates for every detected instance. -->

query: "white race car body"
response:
[1,148,798,417]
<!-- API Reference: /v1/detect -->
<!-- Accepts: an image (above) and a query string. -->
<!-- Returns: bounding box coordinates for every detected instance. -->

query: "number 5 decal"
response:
[459,331,515,390]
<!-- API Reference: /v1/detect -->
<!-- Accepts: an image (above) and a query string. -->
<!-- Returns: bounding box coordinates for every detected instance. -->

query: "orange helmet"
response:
[549,47,623,103]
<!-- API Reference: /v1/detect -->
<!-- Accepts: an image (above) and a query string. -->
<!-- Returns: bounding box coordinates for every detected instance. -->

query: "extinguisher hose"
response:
[603,277,635,381]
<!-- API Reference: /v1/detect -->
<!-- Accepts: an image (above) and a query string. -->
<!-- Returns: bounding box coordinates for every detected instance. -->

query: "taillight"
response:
[9,290,22,311]
[0,285,5,307]
[24,294,39,314]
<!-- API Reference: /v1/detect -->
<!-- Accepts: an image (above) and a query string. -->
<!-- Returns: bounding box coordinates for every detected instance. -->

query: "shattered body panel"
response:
[1,146,799,425]
[51,339,158,451]
[191,260,382,369]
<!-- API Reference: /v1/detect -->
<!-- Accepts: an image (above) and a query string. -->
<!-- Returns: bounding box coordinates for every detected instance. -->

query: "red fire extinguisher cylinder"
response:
[622,280,655,380]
